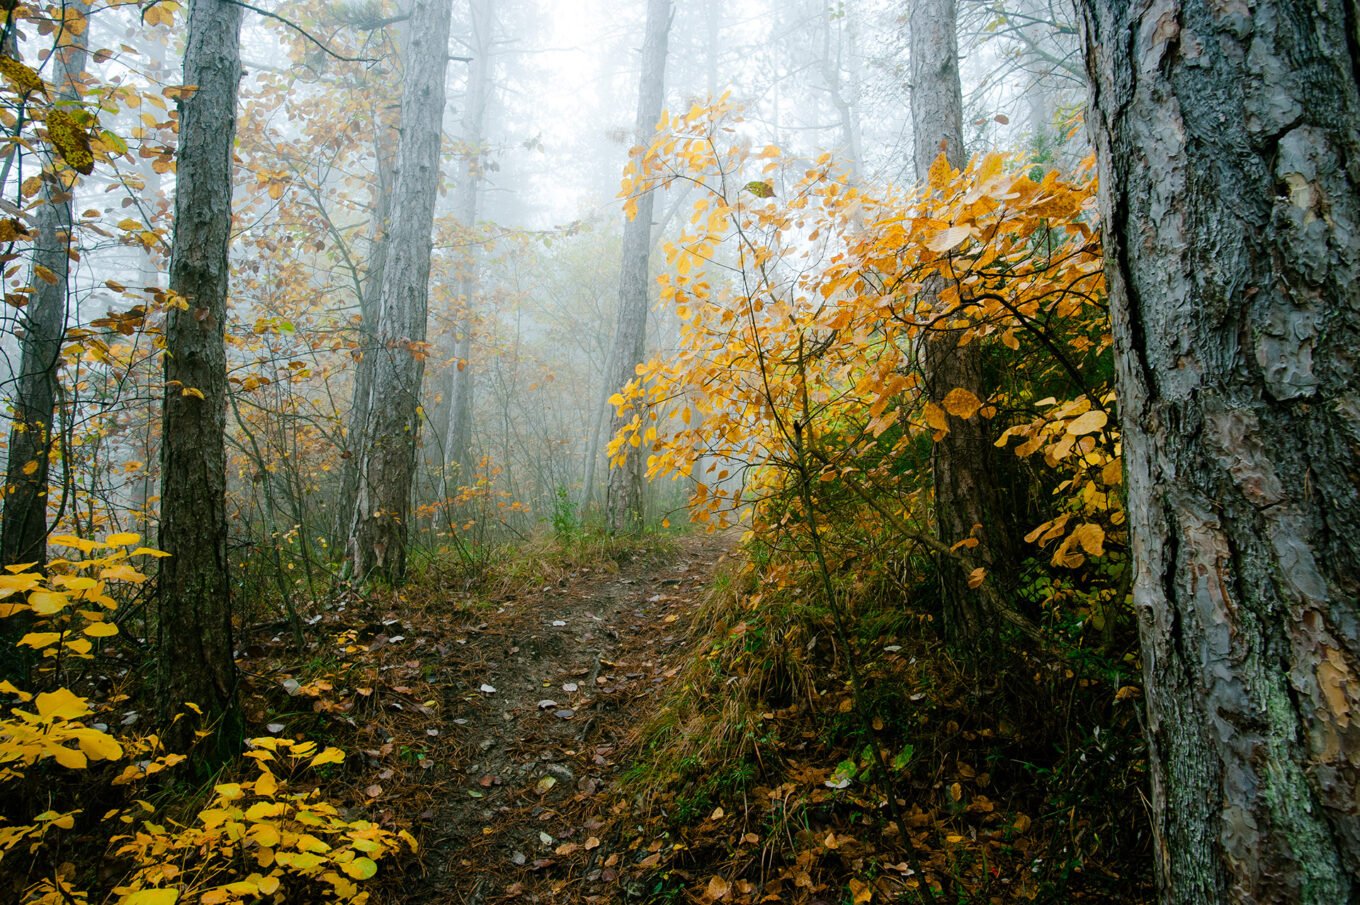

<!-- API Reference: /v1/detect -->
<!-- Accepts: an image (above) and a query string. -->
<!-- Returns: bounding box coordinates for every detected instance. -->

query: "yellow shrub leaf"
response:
[342,856,378,880]
[121,890,179,905]
[73,727,123,761]
[941,387,983,420]
[51,745,88,769]
[36,688,91,721]
[19,631,62,649]
[28,590,69,615]
[926,225,971,253]
[309,746,345,768]
[1065,409,1108,436]
[1071,523,1106,557]
[923,402,948,438]
[84,621,118,638]
[105,532,141,546]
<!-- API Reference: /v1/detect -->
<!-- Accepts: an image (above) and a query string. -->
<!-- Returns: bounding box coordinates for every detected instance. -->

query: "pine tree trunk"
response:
[606,0,671,535]
[1084,1,1360,900]
[348,0,452,583]
[157,0,243,753]
[910,0,1011,645]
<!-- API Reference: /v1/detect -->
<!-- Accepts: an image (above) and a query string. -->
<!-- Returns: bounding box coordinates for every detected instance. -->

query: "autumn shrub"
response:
[0,534,413,904]
[605,98,1148,901]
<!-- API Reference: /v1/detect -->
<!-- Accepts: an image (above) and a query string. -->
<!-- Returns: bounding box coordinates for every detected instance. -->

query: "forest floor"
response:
[243,528,1149,904]
[374,530,736,904]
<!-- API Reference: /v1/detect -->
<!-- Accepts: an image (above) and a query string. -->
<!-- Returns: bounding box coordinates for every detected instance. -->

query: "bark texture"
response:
[1,1,89,571]
[348,0,452,583]
[1084,1,1360,900]
[606,0,672,534]
[157,0,243,749]
[910,0,1012,644]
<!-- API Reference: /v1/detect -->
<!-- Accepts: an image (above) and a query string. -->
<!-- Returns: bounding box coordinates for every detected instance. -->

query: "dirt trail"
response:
[404,532,734,904]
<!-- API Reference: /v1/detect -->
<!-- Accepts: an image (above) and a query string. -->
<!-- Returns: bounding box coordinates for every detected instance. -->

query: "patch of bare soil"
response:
[397,532,734,904]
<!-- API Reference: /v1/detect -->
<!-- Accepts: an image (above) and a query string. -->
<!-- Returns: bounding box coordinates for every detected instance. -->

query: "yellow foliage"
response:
[0,534,410,903]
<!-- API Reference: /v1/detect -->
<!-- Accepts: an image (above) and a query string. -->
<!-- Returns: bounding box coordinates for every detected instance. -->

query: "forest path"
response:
[402,531,735,904]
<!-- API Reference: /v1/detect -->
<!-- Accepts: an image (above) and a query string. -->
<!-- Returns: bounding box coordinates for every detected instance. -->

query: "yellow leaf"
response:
[73,727,123,760]
[923,402,948,438]
[21,459,38,475]
[0,55,44,96]
[35,688,90,722]
[926,225,971,253]
[342,856,378,880]
[254,769,278,796]
[105,532,141,546]
[49,534,100,553]
[1065,409,1108,436]
[45,108,95,175]
[121,890,179,905]
[849,878,874,904]
[181,386,205,400]
[84,621,119,638]
[1071,523,1106,557]
[28,590,69,615]
[51,745,87,769]
[941,387,983,419]
[309,746,345,768]
[130,546,171,558]
[19,631,63,649]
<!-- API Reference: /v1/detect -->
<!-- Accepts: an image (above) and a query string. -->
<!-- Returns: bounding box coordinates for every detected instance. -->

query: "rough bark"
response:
[444,0,493,487]
[1,2,88,571]
[606,0,672,535]
[910,0,1012,645]
[347,0,452,583]
[1083,1,1360,901]
[157,0,243,752]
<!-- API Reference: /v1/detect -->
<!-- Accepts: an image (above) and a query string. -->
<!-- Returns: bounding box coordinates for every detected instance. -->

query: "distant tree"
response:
[910,0,1014,645]
[347,0,453,582]
[157,0,245,750]
[1085,1,1360,900]
[606,0,672,534]
[443,0,495,487]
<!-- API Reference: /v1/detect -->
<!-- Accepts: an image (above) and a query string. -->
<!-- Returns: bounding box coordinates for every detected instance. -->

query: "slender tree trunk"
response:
[606,0,672,534]
[338,123,396,547]
[0,2,89,681]
[444,0,493,487]
[157,0,244,753]
[347,0,452,584]
[1084,2,1360,901]
[910,0,1011,646]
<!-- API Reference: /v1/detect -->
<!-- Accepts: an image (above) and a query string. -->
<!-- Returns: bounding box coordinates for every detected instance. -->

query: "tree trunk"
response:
[444,0,494,487]
[347,0,452,583]
[910,0,1011,645]
[1,2,88,571]
[338,120,396,547]
[606,0,672,535]
[157,0,244,753]
[1083,2,1360,901]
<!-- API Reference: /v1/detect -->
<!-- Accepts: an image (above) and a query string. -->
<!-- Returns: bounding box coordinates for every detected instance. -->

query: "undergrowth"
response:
[619,536,1152,904]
